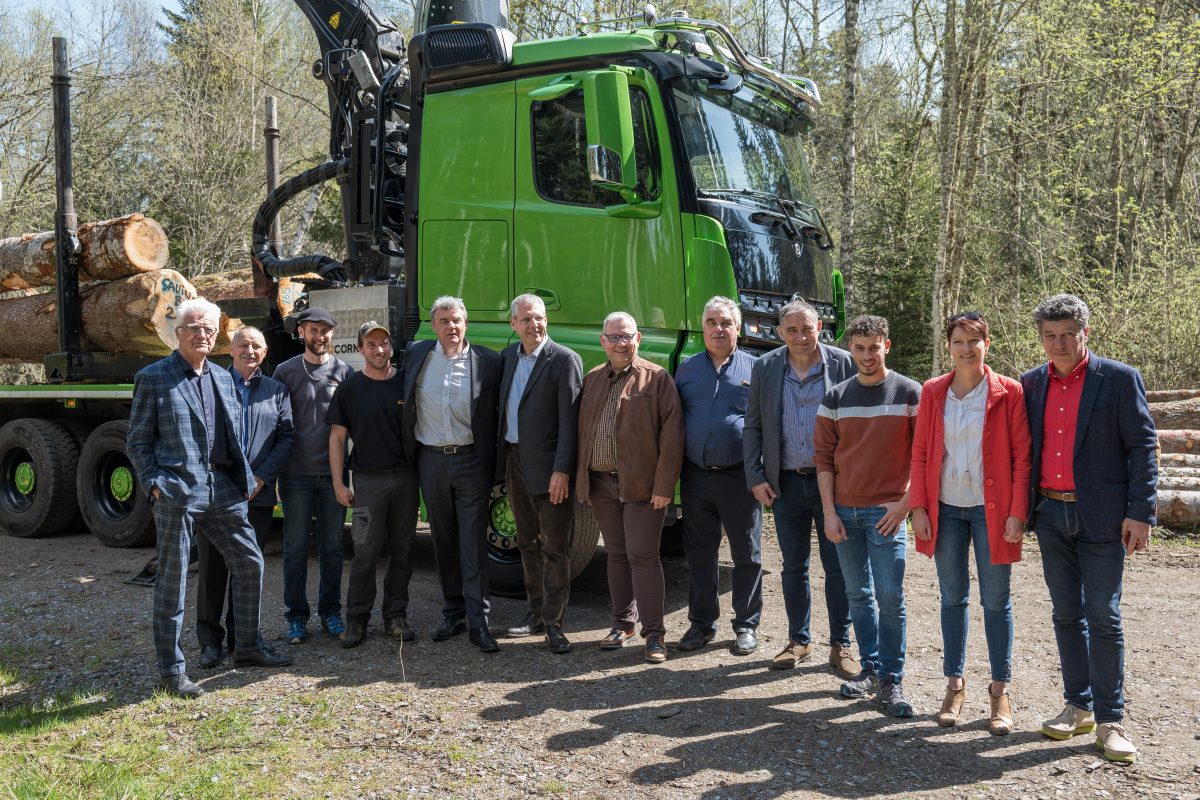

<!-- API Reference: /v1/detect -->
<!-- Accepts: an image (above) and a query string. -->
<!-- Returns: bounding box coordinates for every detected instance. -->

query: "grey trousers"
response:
[345,467,420,625]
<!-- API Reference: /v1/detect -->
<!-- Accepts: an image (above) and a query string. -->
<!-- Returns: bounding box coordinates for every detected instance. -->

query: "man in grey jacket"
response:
[743,299,857,677]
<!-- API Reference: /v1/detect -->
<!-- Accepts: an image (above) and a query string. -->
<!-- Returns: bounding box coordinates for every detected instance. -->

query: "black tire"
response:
[0,418,81,538]
[567,501,601,579]
[77,420,155,548]
[486,481,526,598]
[57,418,95,533]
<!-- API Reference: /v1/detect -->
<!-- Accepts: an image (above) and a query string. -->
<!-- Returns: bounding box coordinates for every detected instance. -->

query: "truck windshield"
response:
[673,77,817,207]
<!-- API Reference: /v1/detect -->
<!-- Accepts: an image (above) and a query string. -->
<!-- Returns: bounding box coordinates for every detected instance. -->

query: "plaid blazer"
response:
[128,352,255,506]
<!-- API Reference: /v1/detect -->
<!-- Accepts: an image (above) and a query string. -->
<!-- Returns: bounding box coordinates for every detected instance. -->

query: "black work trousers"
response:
[345,467,420,626]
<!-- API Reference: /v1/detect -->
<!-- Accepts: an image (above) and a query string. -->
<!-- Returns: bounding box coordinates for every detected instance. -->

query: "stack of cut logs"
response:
[1150,389,1200,530]
[0,214,309,360]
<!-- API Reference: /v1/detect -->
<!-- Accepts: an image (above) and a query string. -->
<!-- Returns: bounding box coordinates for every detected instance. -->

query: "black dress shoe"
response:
[159,674,205,698]
[677,625,716,651]
[469,626,500,653]
[505,613,546,638]
[546,625,573,654]
[233,644,293,668]
[432,617,467,641]
[198,645,222,669]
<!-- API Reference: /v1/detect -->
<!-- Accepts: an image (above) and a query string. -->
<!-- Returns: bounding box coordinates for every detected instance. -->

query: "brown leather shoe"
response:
[598,627,636,650]
[829,643,859,680]
[644,633,667,664]
[771,640,813,670]
[988,690,1014,736]
[936,684,966,727]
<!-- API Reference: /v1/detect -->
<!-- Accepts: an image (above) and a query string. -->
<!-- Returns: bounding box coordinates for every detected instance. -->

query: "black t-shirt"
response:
[324,370,408,472]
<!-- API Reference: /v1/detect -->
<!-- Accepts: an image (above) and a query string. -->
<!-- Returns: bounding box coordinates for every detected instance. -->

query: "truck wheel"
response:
[0,418,81,538]
[568,502,601,579]
[77,420,155,548]
[486,482,526,598]
[57,418,94,532]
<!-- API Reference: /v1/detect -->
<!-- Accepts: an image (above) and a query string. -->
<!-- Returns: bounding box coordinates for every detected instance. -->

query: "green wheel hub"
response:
[13,461,35,496]
[109,466,134,503]
[490,495,517,543]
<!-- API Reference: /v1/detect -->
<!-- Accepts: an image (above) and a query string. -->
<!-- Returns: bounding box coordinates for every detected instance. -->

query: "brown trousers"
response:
[588,471,666,636]
[506,445,573,626]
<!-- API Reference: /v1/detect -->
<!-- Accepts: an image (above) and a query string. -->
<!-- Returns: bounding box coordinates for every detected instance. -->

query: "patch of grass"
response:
[0,688,110,735]
[542,778,569,795]
[447,743,478,764]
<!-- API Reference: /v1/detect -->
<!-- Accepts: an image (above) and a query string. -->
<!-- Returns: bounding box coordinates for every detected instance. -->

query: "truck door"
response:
[513,71,685,369]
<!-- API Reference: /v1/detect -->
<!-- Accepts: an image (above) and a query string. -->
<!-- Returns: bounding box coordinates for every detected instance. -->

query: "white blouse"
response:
[939,378,988,507]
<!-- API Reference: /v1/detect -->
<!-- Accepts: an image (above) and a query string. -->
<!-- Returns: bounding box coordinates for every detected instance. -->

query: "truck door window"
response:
[532,88,659,206]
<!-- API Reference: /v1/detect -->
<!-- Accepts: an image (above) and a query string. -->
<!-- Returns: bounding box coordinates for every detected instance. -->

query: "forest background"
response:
[1,0,1197,385]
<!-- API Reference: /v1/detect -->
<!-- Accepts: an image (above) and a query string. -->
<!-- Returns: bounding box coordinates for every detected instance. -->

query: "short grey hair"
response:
[509,293,546,319]
[1033,294,1089,330]
[177,298,221,326]
[602,311,637,331]
[778,299,819,326]
[430,295,467,322]
[702,296,741,329]
[231,326,264,345]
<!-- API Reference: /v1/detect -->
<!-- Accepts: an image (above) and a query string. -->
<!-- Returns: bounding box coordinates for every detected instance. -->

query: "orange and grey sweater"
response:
[814,370,922,507]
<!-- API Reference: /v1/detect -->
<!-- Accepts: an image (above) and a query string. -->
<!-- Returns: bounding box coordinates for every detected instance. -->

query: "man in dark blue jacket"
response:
[196,326,295,668]
[1022,294,1157,764]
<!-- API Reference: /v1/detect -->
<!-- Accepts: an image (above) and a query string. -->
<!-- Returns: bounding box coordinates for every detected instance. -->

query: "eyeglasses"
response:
[602,333,636,344]
[178,323,218,338]
[947,311,982,323]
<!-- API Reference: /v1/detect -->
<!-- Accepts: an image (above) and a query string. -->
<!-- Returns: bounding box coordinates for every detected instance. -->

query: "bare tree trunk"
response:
[287,185,326,258]
[839,0,860,310]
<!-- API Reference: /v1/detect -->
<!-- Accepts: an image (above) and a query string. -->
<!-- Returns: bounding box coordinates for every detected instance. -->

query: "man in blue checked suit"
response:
[128,298,291,698]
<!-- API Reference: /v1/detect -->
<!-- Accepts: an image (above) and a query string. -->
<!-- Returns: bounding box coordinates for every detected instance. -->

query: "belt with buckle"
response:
[423,444,474,454]
[785,467,818,476]
[1039,487,1078,503]
[705,462,743,471]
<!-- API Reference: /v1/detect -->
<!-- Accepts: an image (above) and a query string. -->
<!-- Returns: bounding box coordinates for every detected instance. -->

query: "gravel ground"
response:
[2,519,1199,799]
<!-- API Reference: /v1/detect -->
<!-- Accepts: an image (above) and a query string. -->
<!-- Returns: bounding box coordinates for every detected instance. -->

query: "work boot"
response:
[829,643,859,680]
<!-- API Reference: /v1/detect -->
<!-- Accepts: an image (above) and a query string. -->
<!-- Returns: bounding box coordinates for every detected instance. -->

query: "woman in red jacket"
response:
[910,312,1032,735]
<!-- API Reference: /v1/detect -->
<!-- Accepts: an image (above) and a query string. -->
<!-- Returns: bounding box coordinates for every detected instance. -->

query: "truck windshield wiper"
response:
[699,187,829,247]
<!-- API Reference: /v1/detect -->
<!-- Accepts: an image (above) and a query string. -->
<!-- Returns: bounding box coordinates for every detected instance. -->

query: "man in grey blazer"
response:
[497,295,583,653]
[743,299,857,677]
[403,296,503,652]
[128,299,291,697]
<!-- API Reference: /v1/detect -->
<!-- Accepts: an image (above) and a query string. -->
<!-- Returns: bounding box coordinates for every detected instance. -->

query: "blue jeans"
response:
[279,473,345,624]
[1034,496,1126,723]
[834,504,907,684]
[772,473,851,646]
[934,503,1013,682]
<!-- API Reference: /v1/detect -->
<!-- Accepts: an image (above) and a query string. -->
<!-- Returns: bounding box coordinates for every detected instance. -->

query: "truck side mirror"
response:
[583,69,638,201]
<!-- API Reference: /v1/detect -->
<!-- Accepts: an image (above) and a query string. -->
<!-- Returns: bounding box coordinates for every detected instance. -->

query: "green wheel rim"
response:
[110,466,134,503]
[13,461,35,496]
[490,495,517,542]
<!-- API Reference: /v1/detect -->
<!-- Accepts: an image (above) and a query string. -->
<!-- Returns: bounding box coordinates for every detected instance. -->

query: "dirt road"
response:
[2,522,1198,799]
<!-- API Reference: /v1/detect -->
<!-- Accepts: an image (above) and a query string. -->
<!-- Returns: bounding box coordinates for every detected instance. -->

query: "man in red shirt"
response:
[1021,294,1157,764]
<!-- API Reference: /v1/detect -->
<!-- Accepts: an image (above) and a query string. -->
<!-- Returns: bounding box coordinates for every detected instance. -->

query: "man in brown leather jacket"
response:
[576,311,684,664]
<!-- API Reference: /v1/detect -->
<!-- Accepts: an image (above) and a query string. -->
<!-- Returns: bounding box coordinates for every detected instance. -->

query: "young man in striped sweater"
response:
[814,315,922,717]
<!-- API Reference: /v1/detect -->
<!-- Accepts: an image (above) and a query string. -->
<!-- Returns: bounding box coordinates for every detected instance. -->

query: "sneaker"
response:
[880,680,914,718]
[1095,722,1137,763]
[286,620,307,645]
[840,669,880,699]
[321,614,346,638]
[771,641,813,670]
[1040,704,1096,740]
[829,643,859,680]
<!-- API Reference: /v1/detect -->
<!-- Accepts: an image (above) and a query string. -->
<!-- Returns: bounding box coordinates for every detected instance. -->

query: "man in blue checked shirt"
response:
[674,296,763,656]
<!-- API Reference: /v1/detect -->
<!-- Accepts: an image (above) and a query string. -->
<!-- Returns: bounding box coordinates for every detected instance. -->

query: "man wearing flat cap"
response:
[273,307,355,644]
[327,321,420,647]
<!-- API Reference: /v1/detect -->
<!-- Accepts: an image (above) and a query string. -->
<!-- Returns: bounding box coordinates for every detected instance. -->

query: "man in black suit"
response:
[403,296,503,653]
[497,294,583,653]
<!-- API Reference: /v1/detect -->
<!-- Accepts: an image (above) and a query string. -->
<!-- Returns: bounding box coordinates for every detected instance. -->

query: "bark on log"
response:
[1150,398,1200,430]
[1157,430,1200,454]
[1157,490,1200,529]
[0,269,195,360]
[0,214,170,290]
[1147,389,1200,403]
[1161,467,1200,479]
[1160,453,1200,469]
[1159,477,1200,492]
[189,268,314,317]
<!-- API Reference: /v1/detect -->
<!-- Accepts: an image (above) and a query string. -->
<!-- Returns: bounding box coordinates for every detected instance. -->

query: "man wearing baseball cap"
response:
[272,307,354,644]
[326,321,419,647]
